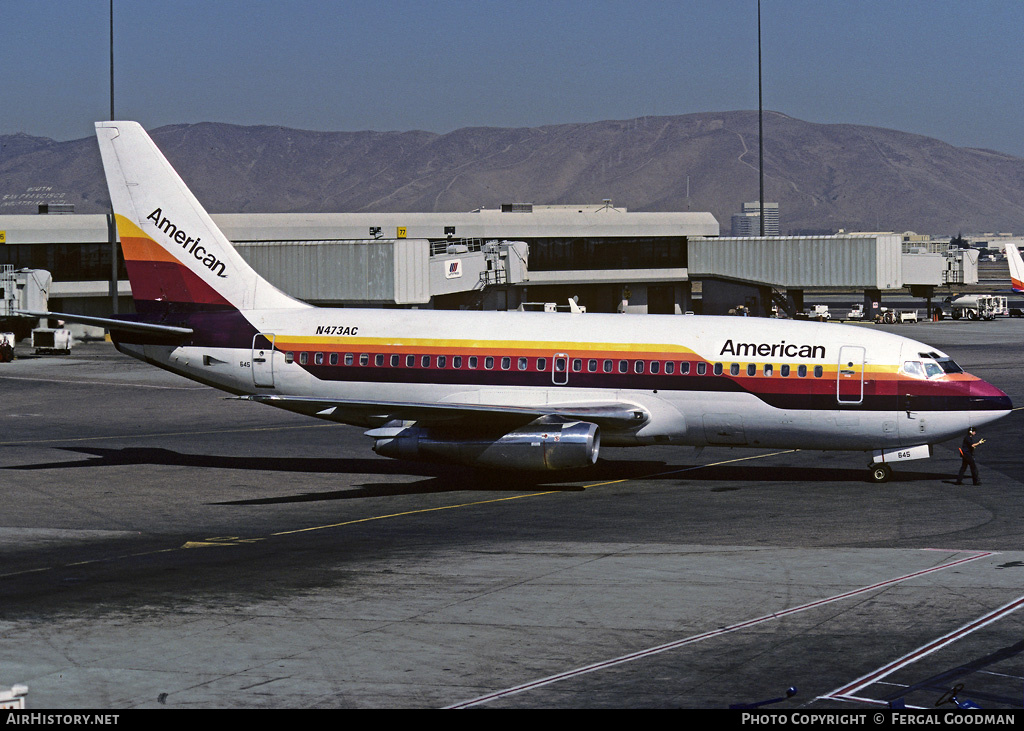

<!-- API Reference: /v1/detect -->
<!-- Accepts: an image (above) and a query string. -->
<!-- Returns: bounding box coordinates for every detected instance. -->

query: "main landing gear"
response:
[869,462,893,483]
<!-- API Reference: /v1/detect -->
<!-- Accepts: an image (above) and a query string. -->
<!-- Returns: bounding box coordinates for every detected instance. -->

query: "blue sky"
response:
[3,0,1024,156]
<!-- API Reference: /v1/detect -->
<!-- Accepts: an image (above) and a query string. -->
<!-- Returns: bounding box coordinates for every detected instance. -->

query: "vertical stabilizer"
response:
[95,121,307,315]
[1006,244,1024,293]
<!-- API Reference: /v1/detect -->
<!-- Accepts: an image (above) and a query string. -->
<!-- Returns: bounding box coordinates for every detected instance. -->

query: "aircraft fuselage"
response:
[115,307,1009,453]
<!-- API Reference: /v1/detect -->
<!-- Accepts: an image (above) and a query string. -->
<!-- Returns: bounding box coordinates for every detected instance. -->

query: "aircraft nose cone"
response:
[971,379,1013,411]
[968,379,1013,432]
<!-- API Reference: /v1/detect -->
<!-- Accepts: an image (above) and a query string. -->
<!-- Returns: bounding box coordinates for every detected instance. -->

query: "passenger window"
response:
[618,360,628,374]
[485,356,494,369]
[696,362,706,376]
[329,352,338,366]
[390,354,400,367]
[588,359,598,372]
[572,359,583,372]
[437,355,446,368]
[554,357,566,372]
[763,364,773,377]
[664,361,674,375]
[345,353,354,366]
[798,365,807,377]
[650,361,660,374]
[421,355,431,368]
[469,356,478,369]
[406,354,415,367]
[679,361,690,375]
[299,352,308,365]
[501,356,511,370]
[729,363,739,376]
[747,363,756,376]
[284,352,294,364]
[780,364,790,377]
[603,359,613,373]
[634,360,645,374]
[518,357,528,371]
[714,363,723,376]
[537,358,546,371]
[814,365,823,378]
[359,354,368,366]
[453,356,463,368]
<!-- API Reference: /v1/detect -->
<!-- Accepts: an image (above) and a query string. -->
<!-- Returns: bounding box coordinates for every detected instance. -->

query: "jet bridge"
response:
[1,265,52,340]
[688,235,907,317]
[689,235,903,290]
[233,238,528,307]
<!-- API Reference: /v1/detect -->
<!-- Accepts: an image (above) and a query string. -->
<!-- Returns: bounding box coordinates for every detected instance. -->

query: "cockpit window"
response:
[903,361,925,378]
[908,355,962,378]
[935,357,963,374]
[919,352,963,374]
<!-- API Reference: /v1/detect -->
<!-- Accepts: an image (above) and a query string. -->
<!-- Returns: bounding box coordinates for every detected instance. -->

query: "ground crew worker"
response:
[955,427,985,485]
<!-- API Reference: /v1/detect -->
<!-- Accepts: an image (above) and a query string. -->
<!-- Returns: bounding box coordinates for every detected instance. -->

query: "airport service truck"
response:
[945,294,1008,320]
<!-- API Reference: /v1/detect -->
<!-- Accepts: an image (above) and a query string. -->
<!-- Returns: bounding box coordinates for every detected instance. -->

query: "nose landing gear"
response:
[869,462,893,483]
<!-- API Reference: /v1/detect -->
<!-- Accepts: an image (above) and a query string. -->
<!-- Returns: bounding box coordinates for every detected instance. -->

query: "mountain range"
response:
[2,110,1023,235]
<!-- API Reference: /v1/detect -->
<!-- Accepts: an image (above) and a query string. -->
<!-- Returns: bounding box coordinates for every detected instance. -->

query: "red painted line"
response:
[446,550,992,709]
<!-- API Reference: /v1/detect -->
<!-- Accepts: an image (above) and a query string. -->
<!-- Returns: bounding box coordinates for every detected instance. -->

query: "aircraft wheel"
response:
[869,463,892,483]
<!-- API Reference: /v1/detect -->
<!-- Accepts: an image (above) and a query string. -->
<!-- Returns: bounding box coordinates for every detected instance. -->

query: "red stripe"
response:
[124,258,232,307]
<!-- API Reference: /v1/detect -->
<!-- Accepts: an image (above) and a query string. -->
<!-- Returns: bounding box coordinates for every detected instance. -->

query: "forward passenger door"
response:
[836,345,865,405]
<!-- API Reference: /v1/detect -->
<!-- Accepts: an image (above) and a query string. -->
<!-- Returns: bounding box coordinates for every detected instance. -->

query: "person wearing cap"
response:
[955,427,985,485]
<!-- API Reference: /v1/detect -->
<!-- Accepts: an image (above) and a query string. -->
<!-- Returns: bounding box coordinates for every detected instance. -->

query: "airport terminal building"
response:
[0,203,972,323]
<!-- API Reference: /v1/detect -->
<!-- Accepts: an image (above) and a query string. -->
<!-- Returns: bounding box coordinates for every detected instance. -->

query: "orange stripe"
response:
[119,234,179,264]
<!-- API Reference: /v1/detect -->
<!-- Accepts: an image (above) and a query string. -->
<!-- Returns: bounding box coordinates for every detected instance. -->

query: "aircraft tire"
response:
[869,463,892,483]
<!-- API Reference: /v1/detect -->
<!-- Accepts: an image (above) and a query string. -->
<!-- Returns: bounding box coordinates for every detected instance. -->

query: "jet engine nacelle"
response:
[372,419,600,471]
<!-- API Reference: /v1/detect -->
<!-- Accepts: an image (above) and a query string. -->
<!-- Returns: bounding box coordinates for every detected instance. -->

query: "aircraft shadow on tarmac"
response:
[3,445,950,503]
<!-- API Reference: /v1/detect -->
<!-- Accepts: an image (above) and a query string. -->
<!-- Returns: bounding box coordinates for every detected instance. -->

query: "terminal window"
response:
[526,237,687,271]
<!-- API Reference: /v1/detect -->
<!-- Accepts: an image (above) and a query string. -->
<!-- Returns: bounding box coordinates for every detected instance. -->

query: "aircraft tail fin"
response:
[1006,244,1024,293]
[95,121,307,316]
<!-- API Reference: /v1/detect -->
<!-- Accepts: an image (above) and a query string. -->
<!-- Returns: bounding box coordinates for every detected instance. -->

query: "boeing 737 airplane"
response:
[26,122,1013,483]
[1006,243,1024,293]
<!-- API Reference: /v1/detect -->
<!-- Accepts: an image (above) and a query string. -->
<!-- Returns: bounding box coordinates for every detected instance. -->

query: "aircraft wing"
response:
[243,394,649,430]
[15,310,194,337]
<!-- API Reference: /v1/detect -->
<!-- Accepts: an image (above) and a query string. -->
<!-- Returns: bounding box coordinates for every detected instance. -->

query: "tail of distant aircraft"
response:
[95,121,306,317]
[1007,244,1024,293]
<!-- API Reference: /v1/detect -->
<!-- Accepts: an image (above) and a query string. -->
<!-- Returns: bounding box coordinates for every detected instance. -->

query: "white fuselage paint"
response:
[119,308,1004,454]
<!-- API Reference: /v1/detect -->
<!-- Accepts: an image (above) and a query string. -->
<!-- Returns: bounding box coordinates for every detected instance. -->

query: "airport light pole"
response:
[108,0,118,314]
[757,0,765,234]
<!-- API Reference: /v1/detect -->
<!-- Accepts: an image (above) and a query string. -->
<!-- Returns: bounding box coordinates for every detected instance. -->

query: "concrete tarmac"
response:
[1,318,1022,709]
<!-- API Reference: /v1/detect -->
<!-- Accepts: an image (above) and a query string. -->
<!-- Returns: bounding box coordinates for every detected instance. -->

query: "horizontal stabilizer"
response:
[16,310,193,337]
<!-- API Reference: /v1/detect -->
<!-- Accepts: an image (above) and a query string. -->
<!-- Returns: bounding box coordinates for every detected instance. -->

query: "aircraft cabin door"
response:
[837,345,865,405]
[252,333,276,388]
[552,353,569,385]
